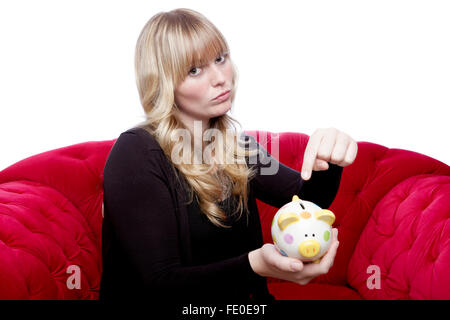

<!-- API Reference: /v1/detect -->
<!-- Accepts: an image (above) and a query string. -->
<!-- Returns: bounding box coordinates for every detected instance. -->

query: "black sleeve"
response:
[102,131,260,299]
[244,134,343,209]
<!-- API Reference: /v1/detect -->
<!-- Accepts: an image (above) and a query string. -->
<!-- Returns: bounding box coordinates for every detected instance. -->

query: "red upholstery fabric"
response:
[348,175,450,299]
[0,131,449,300]
[0,140,115,299]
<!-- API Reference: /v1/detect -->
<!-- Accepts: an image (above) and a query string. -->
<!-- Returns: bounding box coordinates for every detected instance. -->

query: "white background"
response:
[1,0,449,171]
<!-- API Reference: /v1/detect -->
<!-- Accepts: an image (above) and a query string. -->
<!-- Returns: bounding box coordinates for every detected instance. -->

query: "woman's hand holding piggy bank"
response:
[248,195,340,285]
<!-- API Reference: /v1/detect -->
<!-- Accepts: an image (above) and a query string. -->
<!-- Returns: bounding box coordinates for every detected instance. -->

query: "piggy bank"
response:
[271,195,335,262]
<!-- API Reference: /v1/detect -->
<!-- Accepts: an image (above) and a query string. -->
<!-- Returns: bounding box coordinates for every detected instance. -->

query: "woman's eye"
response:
[216,54,227,63]
[189,67,201,76]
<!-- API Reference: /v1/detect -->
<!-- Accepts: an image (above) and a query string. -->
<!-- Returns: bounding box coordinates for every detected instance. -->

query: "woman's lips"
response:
[213,90,231,102]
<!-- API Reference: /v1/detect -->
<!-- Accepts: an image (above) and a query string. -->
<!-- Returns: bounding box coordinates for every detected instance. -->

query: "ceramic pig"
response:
[271,195,335,263]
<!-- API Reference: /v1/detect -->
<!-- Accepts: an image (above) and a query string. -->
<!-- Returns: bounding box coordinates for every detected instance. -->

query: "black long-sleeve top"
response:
[99,126,343,302]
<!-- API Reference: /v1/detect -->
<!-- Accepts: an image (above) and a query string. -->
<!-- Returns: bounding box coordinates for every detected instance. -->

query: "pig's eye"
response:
[305,234,308,237]
[312,234,315,237]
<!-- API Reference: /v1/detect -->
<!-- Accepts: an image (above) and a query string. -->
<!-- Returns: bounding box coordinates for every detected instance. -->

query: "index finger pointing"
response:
[301,132,322,180]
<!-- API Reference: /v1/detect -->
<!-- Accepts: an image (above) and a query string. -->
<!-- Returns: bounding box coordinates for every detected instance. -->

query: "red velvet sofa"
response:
[0,130,449,300]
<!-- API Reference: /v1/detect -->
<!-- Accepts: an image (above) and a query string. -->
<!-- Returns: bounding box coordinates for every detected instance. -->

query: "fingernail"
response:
[291,262,302,271]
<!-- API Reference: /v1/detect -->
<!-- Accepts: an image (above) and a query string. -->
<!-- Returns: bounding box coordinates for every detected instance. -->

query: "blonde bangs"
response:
[165,11,229,85]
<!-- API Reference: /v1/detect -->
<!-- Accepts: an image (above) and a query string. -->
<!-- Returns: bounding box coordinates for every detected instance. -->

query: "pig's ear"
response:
[314,209,335,226]
[277,212,299,231]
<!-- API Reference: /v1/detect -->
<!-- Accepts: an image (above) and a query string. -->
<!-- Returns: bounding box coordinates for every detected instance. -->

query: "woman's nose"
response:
[209,64,226,86]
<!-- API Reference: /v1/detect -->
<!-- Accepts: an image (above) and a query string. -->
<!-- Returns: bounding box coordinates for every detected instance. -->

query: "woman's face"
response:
[174,52,233,129]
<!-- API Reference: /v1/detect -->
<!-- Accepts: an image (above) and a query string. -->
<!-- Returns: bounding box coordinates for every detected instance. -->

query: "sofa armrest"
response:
[0,180,101,299]
[0,139,115,299]
[348,174,450,299]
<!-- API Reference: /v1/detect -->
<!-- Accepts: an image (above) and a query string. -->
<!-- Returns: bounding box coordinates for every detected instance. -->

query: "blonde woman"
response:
[100,8,357,302]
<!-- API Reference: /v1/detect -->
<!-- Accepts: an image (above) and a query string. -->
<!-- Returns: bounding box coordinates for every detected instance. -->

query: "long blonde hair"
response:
[134,8,258,228]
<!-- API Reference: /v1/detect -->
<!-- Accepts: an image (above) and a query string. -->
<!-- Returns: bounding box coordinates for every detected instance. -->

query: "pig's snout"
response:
[299,240,321,258]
